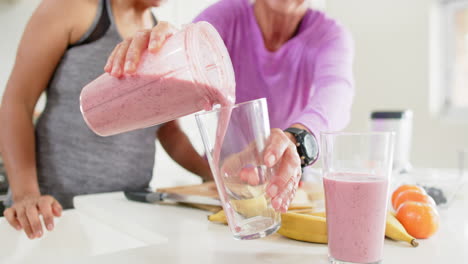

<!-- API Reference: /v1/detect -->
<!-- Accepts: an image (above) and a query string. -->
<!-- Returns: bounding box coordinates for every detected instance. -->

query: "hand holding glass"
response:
[196,98,281,240]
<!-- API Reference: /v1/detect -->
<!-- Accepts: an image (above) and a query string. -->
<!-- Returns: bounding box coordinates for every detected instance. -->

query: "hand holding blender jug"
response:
[80,22,282,239]
[80,22,235,137]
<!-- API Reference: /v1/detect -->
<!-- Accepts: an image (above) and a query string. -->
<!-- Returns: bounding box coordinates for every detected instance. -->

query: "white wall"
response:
[0,0,41,102]
[326,0,468,169]
[1,0,466,190]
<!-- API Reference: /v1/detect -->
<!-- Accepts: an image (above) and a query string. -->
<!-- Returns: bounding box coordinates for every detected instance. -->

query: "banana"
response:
[207,207,316,225]
[304,211,326,217]
[208,209,228,224]
[302,211,418,247]
[385,211,419,247]
[230,196,268,218]
[303,210,418,247]
[208,196,313,222]
[208,210,328,243]
[277,212,328,244]
[208,209,418,247]
[287,205,314,211]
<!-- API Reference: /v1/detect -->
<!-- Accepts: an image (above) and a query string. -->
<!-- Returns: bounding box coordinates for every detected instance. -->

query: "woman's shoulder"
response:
[36,0,97,17]
[193,0,249,25]
[35,0,99,43]
[300,9,352,46]
[193,0,250,42]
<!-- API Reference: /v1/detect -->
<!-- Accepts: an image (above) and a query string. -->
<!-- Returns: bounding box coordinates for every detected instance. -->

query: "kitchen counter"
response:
[1,184,467,264]
[0,210,166,264]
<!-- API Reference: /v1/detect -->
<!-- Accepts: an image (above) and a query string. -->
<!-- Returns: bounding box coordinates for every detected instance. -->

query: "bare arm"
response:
[0,0,94,239]
[157,121,212,182]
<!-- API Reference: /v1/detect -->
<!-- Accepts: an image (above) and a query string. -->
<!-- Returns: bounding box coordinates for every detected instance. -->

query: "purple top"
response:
[194,0,355,137]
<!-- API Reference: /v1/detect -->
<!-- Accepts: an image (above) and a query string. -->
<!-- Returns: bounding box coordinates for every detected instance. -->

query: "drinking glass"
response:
[321,132,395,264]
[196,98,281,240]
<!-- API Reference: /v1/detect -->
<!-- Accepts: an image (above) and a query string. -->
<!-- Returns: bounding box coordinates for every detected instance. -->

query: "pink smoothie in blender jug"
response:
[80,22,235,136]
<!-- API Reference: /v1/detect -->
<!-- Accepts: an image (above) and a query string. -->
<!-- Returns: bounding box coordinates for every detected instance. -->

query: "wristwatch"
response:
[284,127,319,168]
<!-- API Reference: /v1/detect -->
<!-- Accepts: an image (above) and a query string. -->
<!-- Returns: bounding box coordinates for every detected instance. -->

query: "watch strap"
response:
[284,127,304,136]
[284,127,319,168]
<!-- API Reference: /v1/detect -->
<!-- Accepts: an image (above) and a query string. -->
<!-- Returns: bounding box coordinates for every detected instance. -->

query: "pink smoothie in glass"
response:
[324,173,389,263]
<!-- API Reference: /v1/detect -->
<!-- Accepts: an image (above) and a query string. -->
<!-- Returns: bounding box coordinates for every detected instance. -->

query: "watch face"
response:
[303,133,319,164]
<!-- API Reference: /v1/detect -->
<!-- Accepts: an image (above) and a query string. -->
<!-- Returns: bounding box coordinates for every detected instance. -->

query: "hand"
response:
[263,129,302,213]
[104,21,178,77]
[3,194,63,239]
[220,128,302,213]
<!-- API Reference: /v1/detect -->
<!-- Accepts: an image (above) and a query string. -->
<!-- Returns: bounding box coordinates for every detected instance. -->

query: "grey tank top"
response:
[6,0,159,209]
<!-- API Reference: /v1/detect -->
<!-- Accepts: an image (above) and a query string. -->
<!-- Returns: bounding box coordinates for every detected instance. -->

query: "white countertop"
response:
[1,184,467,264]
[0,210,166,264]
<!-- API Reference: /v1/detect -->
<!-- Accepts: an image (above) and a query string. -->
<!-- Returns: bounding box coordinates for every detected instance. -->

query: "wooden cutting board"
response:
[156,182,221,212]
[155,181,322,212]
[157,182,219,198]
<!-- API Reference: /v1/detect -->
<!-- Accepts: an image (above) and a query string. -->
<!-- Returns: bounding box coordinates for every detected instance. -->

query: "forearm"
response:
[167,135,211,179]
[158,122,212,180]
[293,81,353,138]
[292,26,354,139]
[0,103,40,201]
[0,0,75,203]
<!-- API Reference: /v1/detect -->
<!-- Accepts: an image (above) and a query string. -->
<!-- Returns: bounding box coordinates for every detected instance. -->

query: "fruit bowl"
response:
[391,168,465,208]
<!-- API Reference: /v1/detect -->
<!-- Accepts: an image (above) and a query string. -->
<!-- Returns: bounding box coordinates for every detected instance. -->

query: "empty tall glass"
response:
[196,98,281,240]
[321,132,395,264]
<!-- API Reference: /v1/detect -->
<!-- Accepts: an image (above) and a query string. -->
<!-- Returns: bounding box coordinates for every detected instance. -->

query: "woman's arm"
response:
[0,0,95,239]
[292,26,355,137]
[157,121,212,181]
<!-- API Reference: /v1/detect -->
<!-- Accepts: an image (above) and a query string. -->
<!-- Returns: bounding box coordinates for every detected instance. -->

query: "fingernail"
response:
[267,155,275,166]
[28,234,34,239]
[47,224,54,231]
[149,40,157,50]
[155,41,164,51]
[36,231,43,237]
[268,184,279,197]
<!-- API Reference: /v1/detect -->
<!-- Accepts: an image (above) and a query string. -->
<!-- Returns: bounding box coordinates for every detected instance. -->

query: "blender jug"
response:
[370,110,413,173]
[80,22,235,136]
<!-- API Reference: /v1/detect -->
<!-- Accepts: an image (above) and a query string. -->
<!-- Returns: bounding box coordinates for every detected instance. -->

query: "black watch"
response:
[284,127,319,168]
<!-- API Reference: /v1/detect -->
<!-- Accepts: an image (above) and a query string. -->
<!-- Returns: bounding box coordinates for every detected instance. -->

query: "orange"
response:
[396,201,440,239]
[393,189,436,210]
[391,184,426,209]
